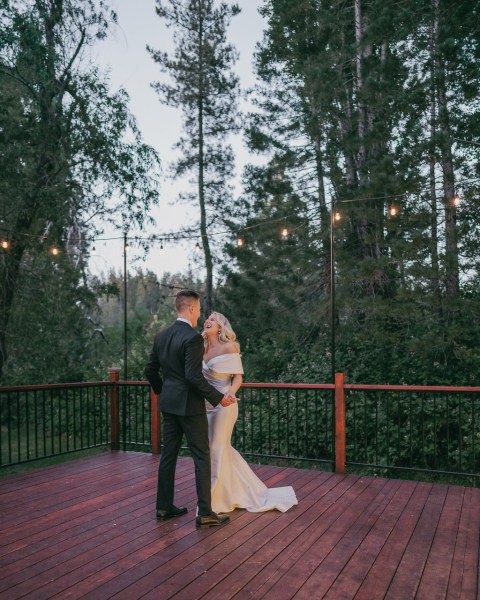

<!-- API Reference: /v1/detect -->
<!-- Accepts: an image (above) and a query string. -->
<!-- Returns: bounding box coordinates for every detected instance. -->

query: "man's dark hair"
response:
[175,289,200,313]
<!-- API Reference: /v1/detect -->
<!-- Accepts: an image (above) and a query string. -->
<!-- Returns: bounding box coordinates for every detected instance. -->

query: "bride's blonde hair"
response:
[203,311,240,352]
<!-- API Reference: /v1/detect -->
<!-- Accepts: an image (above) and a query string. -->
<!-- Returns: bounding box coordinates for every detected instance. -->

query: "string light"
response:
[388,205,399,217]
[0,185,468,260]
[160,243,164,252]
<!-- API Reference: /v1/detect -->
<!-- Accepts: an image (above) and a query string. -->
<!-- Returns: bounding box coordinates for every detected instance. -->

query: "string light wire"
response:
[0,174,475,253]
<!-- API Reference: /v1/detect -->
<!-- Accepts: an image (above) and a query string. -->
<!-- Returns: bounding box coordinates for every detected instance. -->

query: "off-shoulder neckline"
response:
[203,352,241,365]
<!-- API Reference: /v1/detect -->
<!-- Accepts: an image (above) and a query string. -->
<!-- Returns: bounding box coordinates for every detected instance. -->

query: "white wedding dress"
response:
[203,353,298,514]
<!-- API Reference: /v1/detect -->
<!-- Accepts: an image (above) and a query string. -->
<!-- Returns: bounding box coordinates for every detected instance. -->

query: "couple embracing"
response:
[144,289,297,529]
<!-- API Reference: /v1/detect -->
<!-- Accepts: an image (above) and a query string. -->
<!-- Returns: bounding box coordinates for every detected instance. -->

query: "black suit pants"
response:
[156,411,212,516]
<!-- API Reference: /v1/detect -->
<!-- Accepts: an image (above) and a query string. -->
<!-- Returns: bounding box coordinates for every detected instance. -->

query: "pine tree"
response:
[148,0,240,314]
[220,0,480,384]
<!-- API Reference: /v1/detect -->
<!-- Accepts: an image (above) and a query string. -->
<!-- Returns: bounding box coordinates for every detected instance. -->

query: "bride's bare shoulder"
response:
[222,342,240,355]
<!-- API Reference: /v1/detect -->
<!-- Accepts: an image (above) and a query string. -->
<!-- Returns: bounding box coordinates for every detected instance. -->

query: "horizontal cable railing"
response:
[1,372,479,485]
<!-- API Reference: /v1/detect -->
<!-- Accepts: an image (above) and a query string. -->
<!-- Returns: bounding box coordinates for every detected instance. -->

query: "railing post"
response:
[335,372,346,474]
[150,388,161,455]
[109,368,121,451]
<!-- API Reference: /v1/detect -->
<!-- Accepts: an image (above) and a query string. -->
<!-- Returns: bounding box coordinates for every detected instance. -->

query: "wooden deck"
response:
[0,452,478,599]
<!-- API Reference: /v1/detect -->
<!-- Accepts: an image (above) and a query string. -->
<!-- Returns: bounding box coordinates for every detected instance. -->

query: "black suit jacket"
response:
[144,320,223,416]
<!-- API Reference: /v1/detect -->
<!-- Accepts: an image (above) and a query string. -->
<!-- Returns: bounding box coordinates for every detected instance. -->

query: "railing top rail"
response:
[0,381,112,393]
[111,380,336,390]
[115,380,480,392]
[241,383,335,390]
[345,384,480,393]
[1,378,479,394]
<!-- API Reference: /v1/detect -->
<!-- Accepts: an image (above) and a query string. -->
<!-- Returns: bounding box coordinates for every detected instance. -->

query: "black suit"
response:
[144,319,223,515]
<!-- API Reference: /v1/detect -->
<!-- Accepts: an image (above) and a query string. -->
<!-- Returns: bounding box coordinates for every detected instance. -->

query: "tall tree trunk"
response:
[313,133,332,294]
[196,3,213,315]
[338,108,357,191]
[429,20,441,305]
[433,0,459,298]
[337,30,358,191]
[355,0,368,187]
[354,0,373,265]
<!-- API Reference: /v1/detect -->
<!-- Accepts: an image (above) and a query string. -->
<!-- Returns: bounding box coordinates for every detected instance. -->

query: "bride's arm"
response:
[228,374,243,396]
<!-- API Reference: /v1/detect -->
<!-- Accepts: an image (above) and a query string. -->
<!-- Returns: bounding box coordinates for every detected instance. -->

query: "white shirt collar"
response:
[177,317,192,327]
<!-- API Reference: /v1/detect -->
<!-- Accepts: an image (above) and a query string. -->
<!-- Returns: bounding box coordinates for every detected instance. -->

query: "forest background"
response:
[1,0,480,389]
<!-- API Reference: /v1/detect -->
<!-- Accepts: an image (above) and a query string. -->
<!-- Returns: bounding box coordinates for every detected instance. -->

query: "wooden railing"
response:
[1,371,479,484]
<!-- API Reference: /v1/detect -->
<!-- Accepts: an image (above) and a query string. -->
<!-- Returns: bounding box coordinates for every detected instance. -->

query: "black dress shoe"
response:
[156,505,188,520]
[195,512,230,529]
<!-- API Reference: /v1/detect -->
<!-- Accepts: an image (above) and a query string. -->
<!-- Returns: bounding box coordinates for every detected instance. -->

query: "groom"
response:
[144,289,234,529]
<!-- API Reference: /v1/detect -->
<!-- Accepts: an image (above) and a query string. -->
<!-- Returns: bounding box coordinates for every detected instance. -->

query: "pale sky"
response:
[90,0,266,280]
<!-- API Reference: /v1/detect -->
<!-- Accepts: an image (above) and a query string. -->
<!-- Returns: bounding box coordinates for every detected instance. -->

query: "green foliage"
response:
[217,0,480,388]
[4,251,96,384]
[2,0,480,396]
[0,0,160,382]
[82,269,205,381]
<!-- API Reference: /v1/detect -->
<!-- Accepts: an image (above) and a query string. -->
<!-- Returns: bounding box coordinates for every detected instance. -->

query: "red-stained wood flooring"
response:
[0,451,478,599]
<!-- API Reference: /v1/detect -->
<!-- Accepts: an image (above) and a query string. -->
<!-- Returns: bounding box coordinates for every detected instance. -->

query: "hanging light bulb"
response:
[389,205,398,217]
[334,211,342,222]
[195,241,201,253]
[453,195,461,207]
[124,242,129,252]
[1,239,10,250]
[160,242,164,252]
[281,226,289,240]
[51,246,59,256]
[91,245,96,254]
[237,237,244,247]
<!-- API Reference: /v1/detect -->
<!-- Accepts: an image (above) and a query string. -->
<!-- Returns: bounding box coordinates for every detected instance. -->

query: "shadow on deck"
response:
[0,452,479,599]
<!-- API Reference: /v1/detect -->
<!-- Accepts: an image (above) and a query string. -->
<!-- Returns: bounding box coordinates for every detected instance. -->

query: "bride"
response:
[202,311,298,514]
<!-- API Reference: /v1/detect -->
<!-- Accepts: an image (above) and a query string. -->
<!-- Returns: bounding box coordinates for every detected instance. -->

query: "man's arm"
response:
[184,335,224,406]
[144,340,163,395]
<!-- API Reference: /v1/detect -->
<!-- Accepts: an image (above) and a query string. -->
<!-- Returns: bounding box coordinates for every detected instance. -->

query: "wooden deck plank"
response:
[238,476,392,600]
[0,456,163,563]
[453,486,480,600]
[228,474,361,600]
[305,478,408,600]
[174,473,350,600]
[77,467,313,600]
[320,479,417,599]
[415,485,465,599]
[0,481,198,596]
[0,452,479,600]
[0,453,154,520]
[0,470,159,558]
[352,481,434,600]
[136,470,324,600]
[384,483,449,599]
